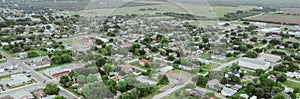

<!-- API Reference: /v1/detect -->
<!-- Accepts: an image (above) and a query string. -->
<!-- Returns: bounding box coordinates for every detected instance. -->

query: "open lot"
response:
[246,14,300,25]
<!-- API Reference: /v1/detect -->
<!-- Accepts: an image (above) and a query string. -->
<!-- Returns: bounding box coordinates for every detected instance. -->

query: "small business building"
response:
[43,67,71,78]
[238,57,270,70]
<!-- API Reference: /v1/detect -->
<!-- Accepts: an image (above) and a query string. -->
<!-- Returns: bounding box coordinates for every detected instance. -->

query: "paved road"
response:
[213,57,241,71]
[288,78,300,84]
[152,77,192,99]
[58,85,80,99]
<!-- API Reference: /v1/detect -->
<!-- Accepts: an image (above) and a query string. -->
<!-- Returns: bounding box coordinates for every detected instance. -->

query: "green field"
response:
[265,13,300,18]
[283,81,300,89]
[200,53,212,59]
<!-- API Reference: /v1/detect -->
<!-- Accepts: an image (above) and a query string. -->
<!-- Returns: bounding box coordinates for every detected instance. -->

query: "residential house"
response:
[108,72,119,81]
[207,79,224,90]
[0,62,14,72]
[238,57,270,70]
[221,87,237,96]
[26,57,51,68]
[120,64,133,73]
[18,52,28,59]
[186,88,206,97]
[158,66,174,73]
[286,72,300,79]
[7,73,31,87]
[139,59,149,66]
[136,76,157,85]
[10,90,34,99]
[240,94,249,99]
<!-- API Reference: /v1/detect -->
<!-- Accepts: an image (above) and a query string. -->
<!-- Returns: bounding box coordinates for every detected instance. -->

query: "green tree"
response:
[59,75,70,88]
[77,75,87,84]
[192,75,208,87]
[167,55,175,61]
[87,74,98,83]
[158,75,169,85]
[254,69,265,76]
[28,51,39,58]
[82,81,114,99]
[243,51,258,58]
[116,81,127,92]
[272,93,286,99]
[96,58,106,67]
[103,64,114,74]
[43,84,60,95]
[293,87,300,93]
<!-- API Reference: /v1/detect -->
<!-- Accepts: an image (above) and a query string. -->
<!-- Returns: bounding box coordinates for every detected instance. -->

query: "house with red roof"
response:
[139,59,149,66]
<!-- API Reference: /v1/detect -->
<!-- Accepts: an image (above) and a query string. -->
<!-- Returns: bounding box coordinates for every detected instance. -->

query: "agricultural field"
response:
[68,0,258,18]
[246,13,300,25]
[280,8,300,15]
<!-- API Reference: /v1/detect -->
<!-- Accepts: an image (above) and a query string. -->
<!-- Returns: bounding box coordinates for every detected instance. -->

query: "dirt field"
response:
[248,14,300,25]
[280,8,300,15]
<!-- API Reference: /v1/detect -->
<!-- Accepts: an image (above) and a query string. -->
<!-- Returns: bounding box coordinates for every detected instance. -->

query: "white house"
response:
[0,62,14,72]
[221,87,237,96]
[158,66,174,73]
[238,57,270,70]
[286,72,300,79]
[136,76,157,85]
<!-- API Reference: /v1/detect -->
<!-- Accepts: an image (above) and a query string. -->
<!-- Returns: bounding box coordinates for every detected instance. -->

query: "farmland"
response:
[245,13,300,25]
[280,8,300,15]
[69,1,258,18]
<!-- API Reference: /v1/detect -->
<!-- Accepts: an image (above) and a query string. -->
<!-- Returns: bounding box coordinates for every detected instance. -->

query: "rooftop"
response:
[239,57,269,66]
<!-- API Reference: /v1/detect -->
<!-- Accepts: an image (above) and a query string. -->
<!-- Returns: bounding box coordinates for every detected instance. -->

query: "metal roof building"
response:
[7,73,31,87]
[238,57,270,70]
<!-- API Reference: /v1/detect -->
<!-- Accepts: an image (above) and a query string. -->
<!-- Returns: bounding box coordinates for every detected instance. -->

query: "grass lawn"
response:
[200,65,211,74]
[0,74,11,79]
[253,42,265,48]
[66,88,81,97]
[265,13,300,18]
[283,81,300,89]
[200,53,211,60]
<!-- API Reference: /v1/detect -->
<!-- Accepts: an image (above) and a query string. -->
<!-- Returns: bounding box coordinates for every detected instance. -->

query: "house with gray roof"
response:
[11,90,34,99]
[238,57,270,70]
[7,73,31,87]
[136,76,157,85]
[0,62,14,72]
